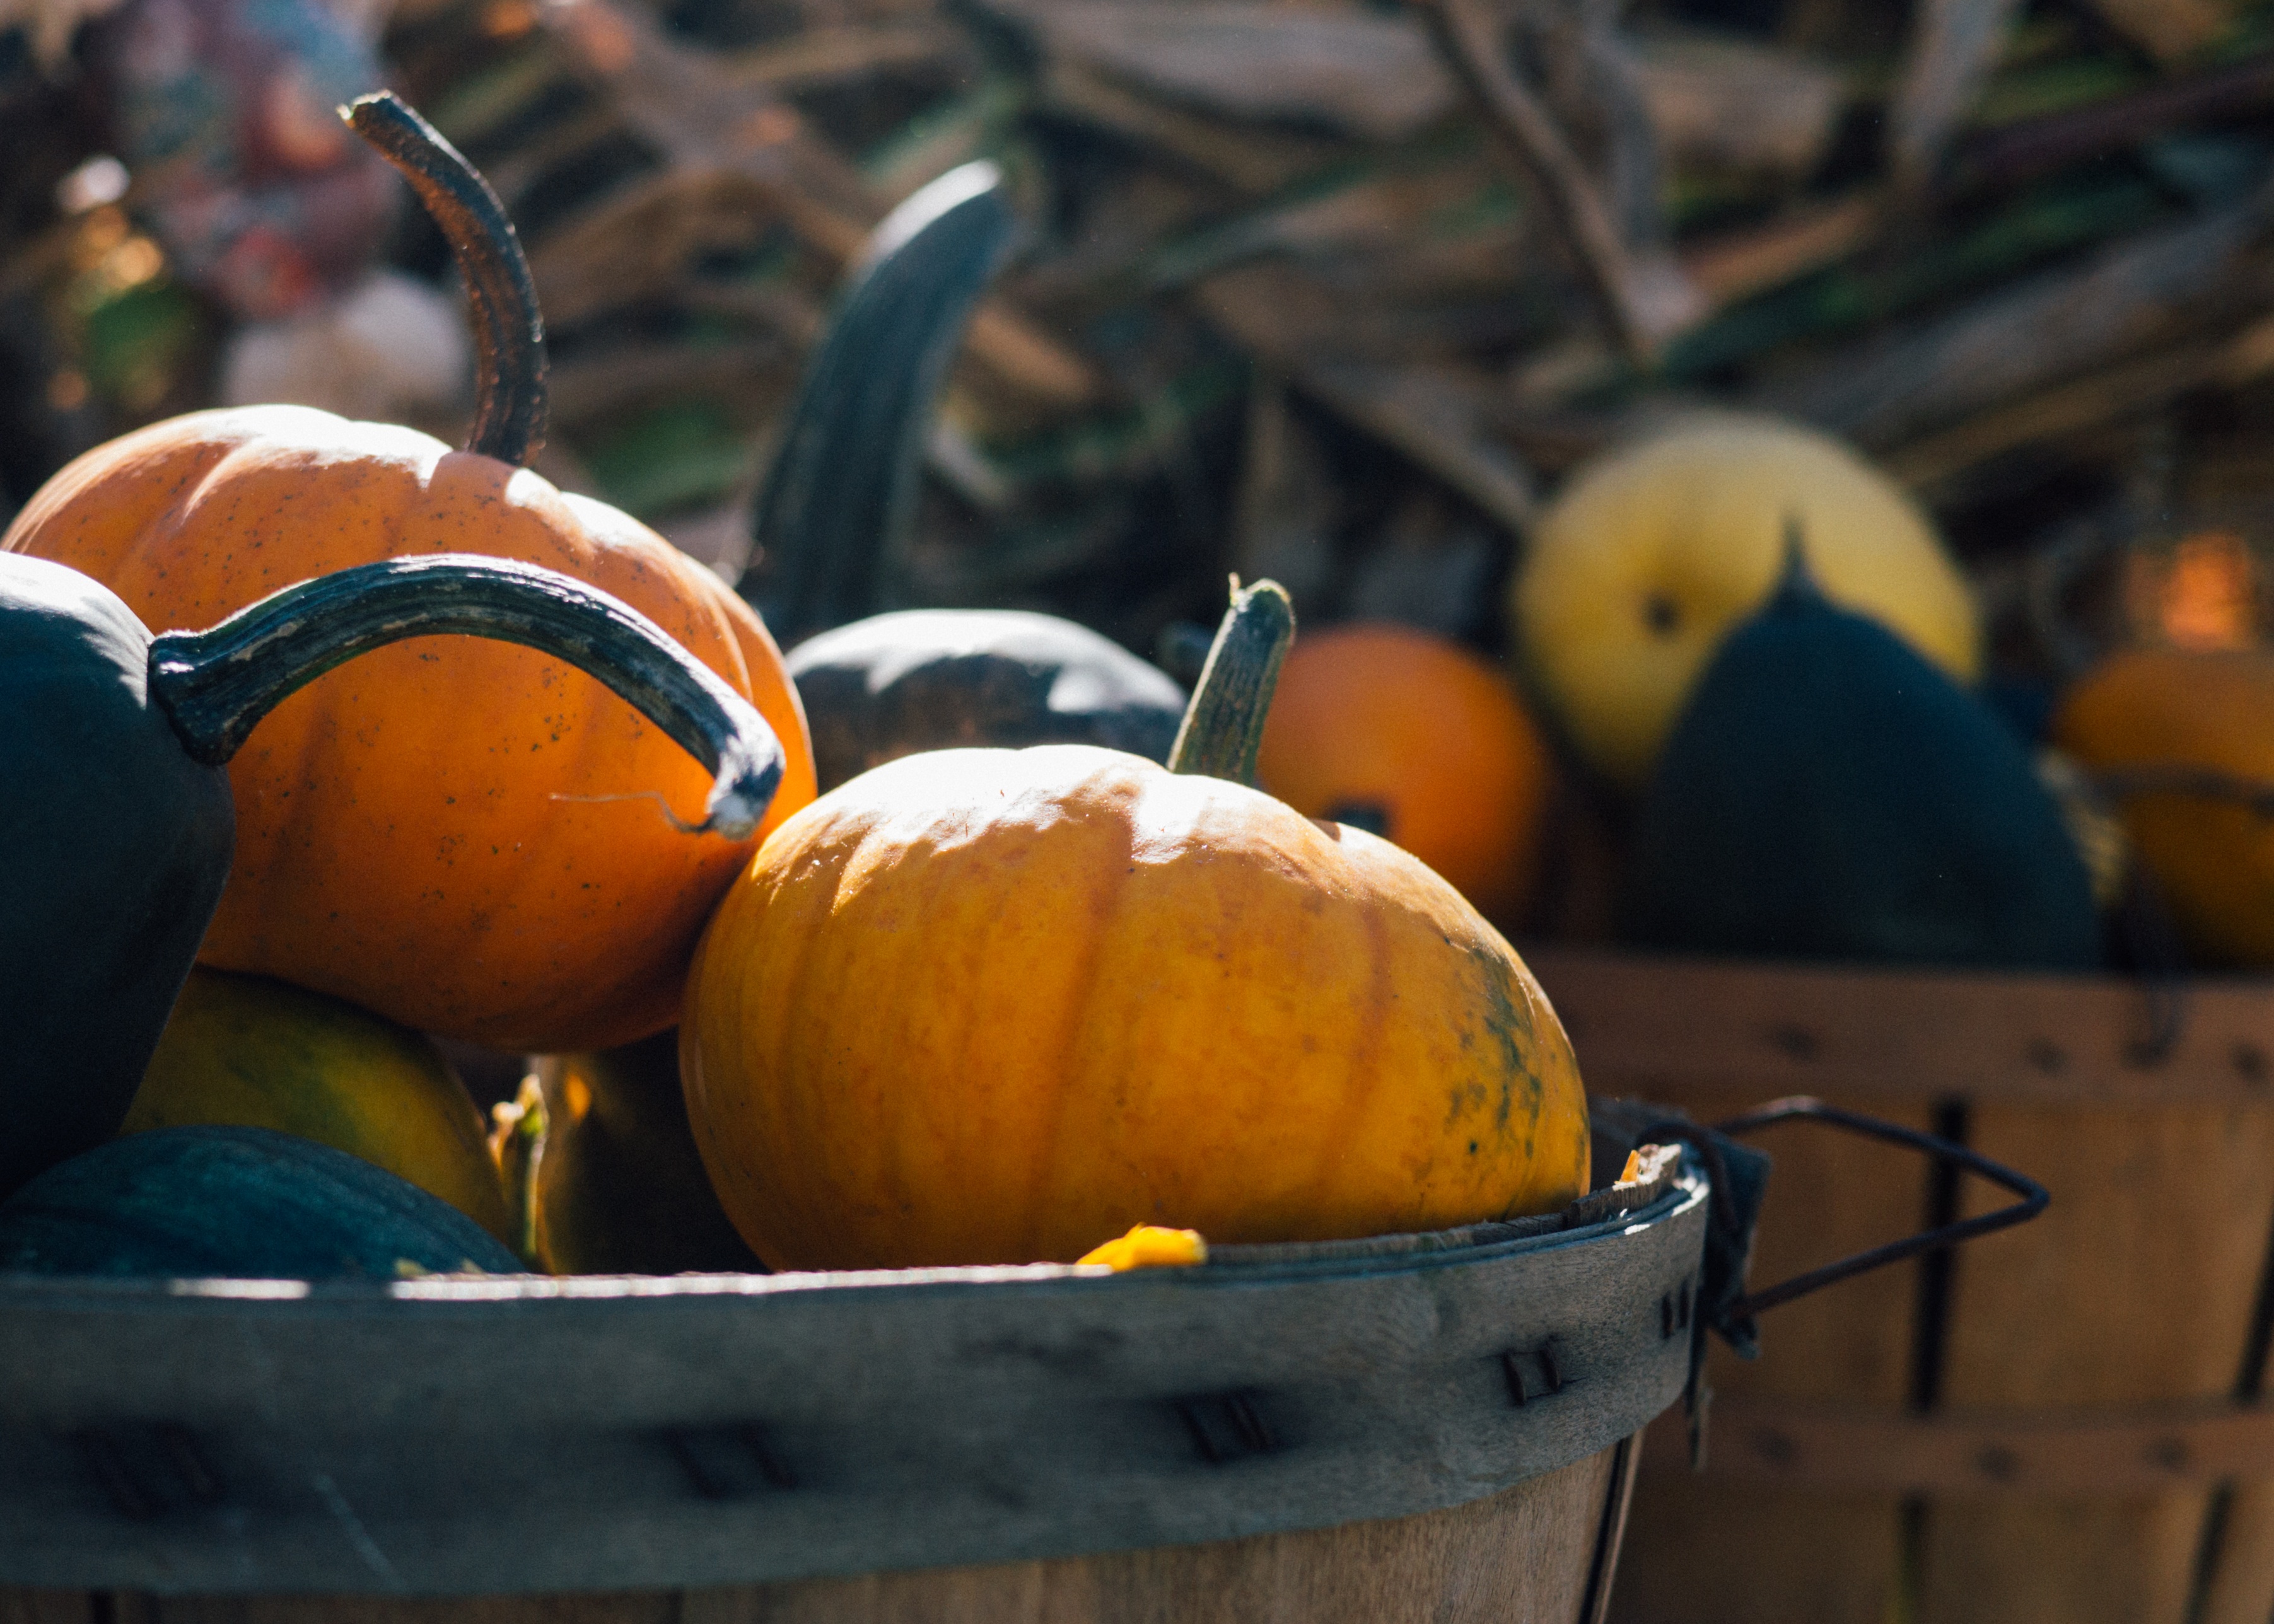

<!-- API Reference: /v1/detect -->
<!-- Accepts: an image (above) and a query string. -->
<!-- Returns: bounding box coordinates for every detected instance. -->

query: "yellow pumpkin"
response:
[124,968,514,1243]
[682,583,1590,1270]
[1515,412,1980,786]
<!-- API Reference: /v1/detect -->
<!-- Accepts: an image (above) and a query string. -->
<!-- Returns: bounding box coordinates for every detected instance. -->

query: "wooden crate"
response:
[0,1147,1706,1623]
[1526,948,2274,1624]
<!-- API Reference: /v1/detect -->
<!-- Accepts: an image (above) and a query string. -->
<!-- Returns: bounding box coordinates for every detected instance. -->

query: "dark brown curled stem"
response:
[344,91,547,466]
[148,555,783,840]
[1169,577,1295,787]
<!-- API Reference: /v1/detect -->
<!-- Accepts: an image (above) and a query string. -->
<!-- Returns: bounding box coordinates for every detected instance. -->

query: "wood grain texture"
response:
[1523,947,2274,1106]
[137,1598,674,1624]
[0,1595,93,1624]
[2202,1483,2274,1624]
[1614,1478,1899,1624]
[1635,1392,2274,1492]
[2198,1190,2274,1624]
[1526,950,2274,1624]
[1921,1099,2274,1624]
[1590,1082,1924,1624]
[26,1448,1618,1624]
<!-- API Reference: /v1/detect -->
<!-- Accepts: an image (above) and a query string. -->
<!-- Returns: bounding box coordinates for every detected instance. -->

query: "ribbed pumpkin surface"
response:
[3,405,816,1051]
[684,744,1590,1269]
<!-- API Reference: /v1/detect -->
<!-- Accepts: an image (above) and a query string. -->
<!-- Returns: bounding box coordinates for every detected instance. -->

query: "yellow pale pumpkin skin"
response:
[2053,648,2274,966]
[684,745,1590,1270]
[124,967,516,1244]
[4,405,818,1051]
[1516,412,1980,787]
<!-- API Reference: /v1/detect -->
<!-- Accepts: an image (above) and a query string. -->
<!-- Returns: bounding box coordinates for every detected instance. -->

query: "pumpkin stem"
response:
[148,555,783,840]
[1169,577,1295,786]
[1770,513,1824,608]
[344,92,547,468]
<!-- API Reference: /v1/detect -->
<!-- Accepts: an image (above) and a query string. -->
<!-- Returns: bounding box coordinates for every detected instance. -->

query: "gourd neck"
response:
[747,162,1014,642]
[1168,579,1295,786]
[147,555,783,840]
[345,92,547,467]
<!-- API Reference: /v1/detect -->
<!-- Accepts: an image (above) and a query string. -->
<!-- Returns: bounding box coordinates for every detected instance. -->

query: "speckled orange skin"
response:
[1257,624,1556,925]
[3,405,817,1051]
[2054,647,2274,967]
[683,744,1590,1270]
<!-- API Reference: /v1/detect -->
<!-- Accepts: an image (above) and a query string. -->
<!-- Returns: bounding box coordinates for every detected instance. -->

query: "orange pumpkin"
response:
[1258,623,1556,924]
[3,96,815,1051]
[2053,647,2274,966]
[682,583,1590,1270]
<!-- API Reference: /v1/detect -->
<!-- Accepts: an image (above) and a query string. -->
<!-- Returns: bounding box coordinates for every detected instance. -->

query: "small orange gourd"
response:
[1257,623,1556,924]
[682,582,1591,1270]
[3,96,815,1052]
[2053,647,2274,966]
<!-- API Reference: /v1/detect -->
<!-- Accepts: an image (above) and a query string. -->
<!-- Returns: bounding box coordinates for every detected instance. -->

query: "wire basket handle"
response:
[1711,1096,2048,1321]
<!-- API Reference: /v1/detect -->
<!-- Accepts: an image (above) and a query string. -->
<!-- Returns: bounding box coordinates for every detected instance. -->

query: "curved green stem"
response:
[344,91,547,467]
[747,161,1015,640]
[1168,577,1295,786]
[148,555,783,840]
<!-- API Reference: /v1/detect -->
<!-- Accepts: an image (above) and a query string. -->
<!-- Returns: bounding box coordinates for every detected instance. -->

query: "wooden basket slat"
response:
[1919,1099,2274,1624]
[1525,948,2274,1624]
[1605,1083,1927,1624]
[2203,1482,2274,1624]
[12,1445,1630,1624]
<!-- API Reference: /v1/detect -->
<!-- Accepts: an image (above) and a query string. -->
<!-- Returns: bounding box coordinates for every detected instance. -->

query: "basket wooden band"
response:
[1640,1393,2274,1494]
[1525,948,2274,1107]
[0,1173,1706,1596]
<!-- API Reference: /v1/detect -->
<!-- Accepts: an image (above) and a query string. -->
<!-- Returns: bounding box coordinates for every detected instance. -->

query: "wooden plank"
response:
[1920,1100,2274,1624]
[141,1598,672,1624]
[1613,1479,1901,1624]
[1633,1393,2274,1491]
[2203,1483,2274,1624]
[7,1449,1616,1624]
[1582,1071,1925,1624]
[1531,949,2274,1623]
[684,1447,1614,1623]
[1523,948,2274,1106]
[0,1595,94,1624]
[2188,1209,2274,1624]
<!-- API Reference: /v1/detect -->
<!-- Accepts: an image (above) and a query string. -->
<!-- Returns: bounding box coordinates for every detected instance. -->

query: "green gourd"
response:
[0,550,782,1200]
[0,1126,522,1277]
[745,163,1185,792]
[787,609,1187,792]
[1621,546,2102,969]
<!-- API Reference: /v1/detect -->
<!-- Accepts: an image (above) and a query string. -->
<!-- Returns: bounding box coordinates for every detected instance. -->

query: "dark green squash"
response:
[0,1125,522,1277]
[787,609,1187,792]
[0,550,783,1200]
[742,162,1186,792]
[1620,547,2102,969]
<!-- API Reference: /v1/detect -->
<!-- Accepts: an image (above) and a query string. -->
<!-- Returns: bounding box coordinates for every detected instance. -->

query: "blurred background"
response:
[6,0,2274,946]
